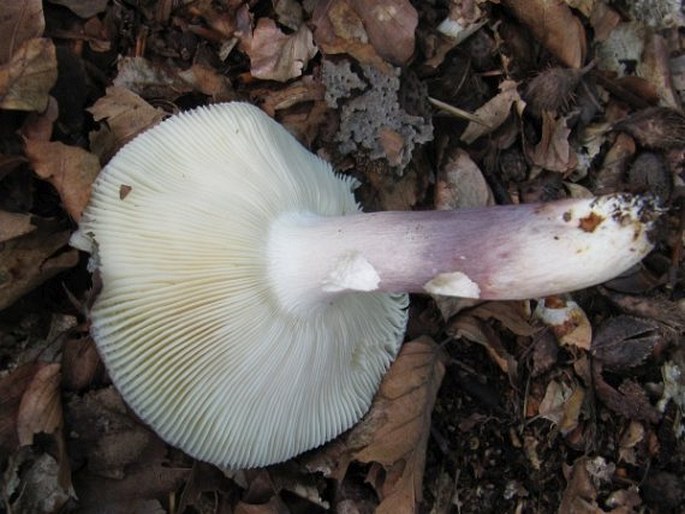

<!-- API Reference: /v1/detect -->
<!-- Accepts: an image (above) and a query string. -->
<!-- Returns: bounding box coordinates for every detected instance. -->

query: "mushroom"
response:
[71,102,656,468]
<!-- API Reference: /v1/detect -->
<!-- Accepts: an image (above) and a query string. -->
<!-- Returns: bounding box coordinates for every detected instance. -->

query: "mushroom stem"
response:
[268,193,656,312]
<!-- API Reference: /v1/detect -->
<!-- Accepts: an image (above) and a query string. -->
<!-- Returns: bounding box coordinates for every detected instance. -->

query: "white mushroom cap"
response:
[71,103,409,468]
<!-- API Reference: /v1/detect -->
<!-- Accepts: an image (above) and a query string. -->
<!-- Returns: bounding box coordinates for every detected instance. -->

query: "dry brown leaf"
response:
[0,363,43,455]
[460,80,523,144]
[434,149,493,210]
[591,316,659,371]
[448,314,518,375]
[0,38,58,112]
[274,0,304,30]
[77,499,166,514]
[337,337,447,513]
[61,336,102,391]
[594,132,636,193]
[276,99,330,147]
[502,0,587,69]
[349,0,418,66]
[559,457,606,514]
[470,301,538,337]
[638,33,680,109]
[65,387,166,479]
[618,420,645,465]
[532,331,560,376]
[601,379,661,424]
[538,379,584,435]
[21,95,58,141]
[0,221,79,310]
[0,0,45,63]
[73,464,191,510]
[112,57,194,99]
[16,363,62,446]
[46,0,108,18]
[312,0,390,72]
[528,111,578,174]
[248,18,318,82]
[234,497,289,514]
[25,138,101,221]
[535,296,592,350]
[177,63,234,101]
[589,2,621,42]
[87,86,165,162]
[258,76,326,117]
[4,447,74,514]
[0,211,35,242]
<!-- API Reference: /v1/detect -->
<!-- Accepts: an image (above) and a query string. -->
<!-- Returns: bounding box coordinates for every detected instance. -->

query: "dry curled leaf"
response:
[0,0,45,63]
[559,457,613,514]
[528,111,579,174]
[0,363,44,455]
[46,0,109,19]
[460,80,523,144]
[578,357,661,424]
[88,86,165,162]
[434,149,493,210]
[16,363,62,446]
[0,221,79,311]
[349,0,418,66]
[323,337,447,513]
[313,0,418,67]
[248,18,317,82]
[502,0,587,69]
[25,138,101,221]
[592,316,660,371]
[312,0,391,71]
[0,211,35,242]
[538,379,585,435]
[0,38,58,112]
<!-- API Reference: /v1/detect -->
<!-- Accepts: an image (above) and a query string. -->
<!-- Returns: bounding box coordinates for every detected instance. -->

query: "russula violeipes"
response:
[71,102,656,468]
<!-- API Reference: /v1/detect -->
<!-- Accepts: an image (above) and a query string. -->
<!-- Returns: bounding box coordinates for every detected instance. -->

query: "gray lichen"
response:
[322,59,433,174]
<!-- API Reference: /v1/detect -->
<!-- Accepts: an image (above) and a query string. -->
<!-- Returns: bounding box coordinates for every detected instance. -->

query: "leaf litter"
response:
[0,0,684,512]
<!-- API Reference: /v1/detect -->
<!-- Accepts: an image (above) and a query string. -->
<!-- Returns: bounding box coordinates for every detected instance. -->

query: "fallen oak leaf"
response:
[0,363,44,455]
[591,315,660,372]
[0,0,45,63]
[0,38,58,112]
[46,0,108,19]
[24,138,101,221]
[0,211,35,242]
[502,0,587,69]
[349,0,418,66]
[0,221,79,311]
[16,363,62,446]
[460,80,524,144]
[248,18,318,82]
[527,111,579,174]
[87,86,165,162]
[312,0,391,72]
[347,337,446,513]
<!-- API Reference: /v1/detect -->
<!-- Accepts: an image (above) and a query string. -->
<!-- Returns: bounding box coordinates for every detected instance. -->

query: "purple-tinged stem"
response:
[267,194,657,313]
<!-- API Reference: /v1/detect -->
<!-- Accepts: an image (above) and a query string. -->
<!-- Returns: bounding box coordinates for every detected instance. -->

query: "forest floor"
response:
[1,1,685,513]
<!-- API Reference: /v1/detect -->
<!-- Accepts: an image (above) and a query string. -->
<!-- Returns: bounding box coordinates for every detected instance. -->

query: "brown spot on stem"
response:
[578,211,604,232]
[119,185,132,200]
[563,211,572,222]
